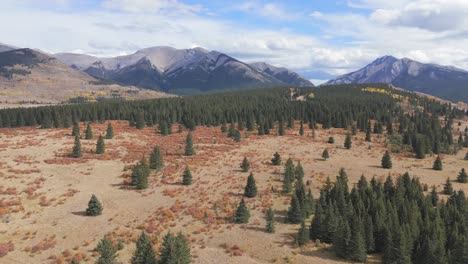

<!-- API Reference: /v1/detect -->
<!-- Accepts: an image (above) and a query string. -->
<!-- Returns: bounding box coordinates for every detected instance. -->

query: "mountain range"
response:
[54,46,313,94]
[0,47,171,105]
[325,56,468,103]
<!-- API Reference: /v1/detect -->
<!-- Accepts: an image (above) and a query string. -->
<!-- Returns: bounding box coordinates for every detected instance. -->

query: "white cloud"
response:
[309,11,323,18]
[236,1,298,21]
[102,0,202,14]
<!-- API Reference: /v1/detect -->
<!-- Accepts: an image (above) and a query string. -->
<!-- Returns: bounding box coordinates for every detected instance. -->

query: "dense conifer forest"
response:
[0,84,466,158]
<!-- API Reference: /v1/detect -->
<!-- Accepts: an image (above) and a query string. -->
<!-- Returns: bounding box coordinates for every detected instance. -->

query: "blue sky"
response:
[2,0,468,84]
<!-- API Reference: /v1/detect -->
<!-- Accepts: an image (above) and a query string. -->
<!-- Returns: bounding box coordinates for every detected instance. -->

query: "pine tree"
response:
[220,122,227,133]
[348,218,367,262]
[105,123,114,139]
[344,134,352,149]
[381,151,392,169]
[430,186,438,206]
[72,123,80,137]
[96,135,105,154]
[333,218,351,259]
[433,155,443,170]
[299,121,304,136]
[182,166,192,186]
[233,129,241,142]
[278,120,285,136]
[295,161,304,181]
[86,194,103,216]
[328,136,334,144]
[266,207,275,233]
[322,149,330,160]
[287,193,303,224]
[135,112,145,130]
[443,178,453,195]
[283,158,295,193]
[159,232,191,264]
[71,136,83,158]
[131,158,150,189]
[85,123,93,140]
[244,172,258,198]
[297,221,310,246]
[131,232,157,264]
[310,204,324,242]
[465,151,468,160]
[96,236,117,264]
[184,132,195,156]
[457,168,467,183]
[233,199,250,224]
[149,146,163,171]
[271,152,281,165]
[227,123,235,138]
[365,129,371,142]
[240,157,250,172]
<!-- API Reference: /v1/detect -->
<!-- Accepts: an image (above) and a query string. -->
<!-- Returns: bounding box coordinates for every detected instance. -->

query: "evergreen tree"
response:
[333,218,351,259]
[105,123,114,139]
[322,149,330,160]
[96,236,117,264]
[85,123,93,139]
[233,199,250,224]
[182,166,192,186]
[381,151,392,169]
[365,121,372,142]
[433,155,443,170]
[283,158,295,193]
[240,156,250,172]
[443,178,453,195]
[266,207,275,233]
[184,132,195,156]
[227,123,235,138]
[310,204,324,242]
[135,112,145,129]
[278,120,285,136]
[244,172,258,198]
[72,123,80,137]
[287,193,303,224]
[299,121,304,136]
[465,151,468,160]
[297,221,310,246]
[86,194,103,216]
[159,232,191,264]
[348,218,367,262]
[430,186,438,206]
[344,134,352,149]
[96,135,105,154]
[149,146,163,171]
[220,122,227,133]
[131,232,157,264]
[233,129,241,142]
[295,161,304,181]
[131,158,150,189]
[328,136,334,144]
[457,168,467,183]
[271,152,281,165]
[71,136,83,158]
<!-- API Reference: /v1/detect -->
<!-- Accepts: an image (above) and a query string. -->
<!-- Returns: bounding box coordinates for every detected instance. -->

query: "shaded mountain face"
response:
[0,48,171,104]
[0,43,17,53]
[325,56,468,103]
[55,47,313,94]
[250,62,313,87]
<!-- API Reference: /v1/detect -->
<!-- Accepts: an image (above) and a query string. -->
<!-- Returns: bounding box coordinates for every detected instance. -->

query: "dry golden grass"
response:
[0,119,466,263]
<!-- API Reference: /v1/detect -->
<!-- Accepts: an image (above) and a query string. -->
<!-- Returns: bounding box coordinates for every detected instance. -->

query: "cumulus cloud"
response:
[102,0,202,14]
[236,1,298,21]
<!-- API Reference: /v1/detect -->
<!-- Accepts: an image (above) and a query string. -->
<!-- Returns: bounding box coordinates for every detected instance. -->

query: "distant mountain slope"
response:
[0,43,17,53]
[325,56,468,103]
[250,62,313,87]
[0,49,172,105]
[55,46,313,94]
